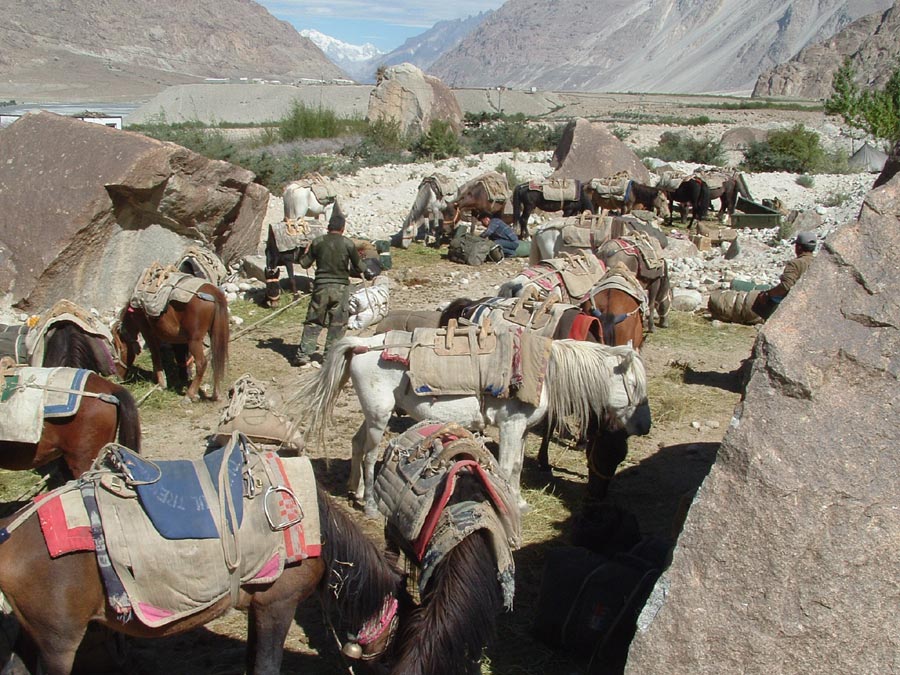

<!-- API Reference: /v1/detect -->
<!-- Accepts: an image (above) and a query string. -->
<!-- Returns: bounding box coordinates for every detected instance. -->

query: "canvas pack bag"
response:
[447,234,500,266]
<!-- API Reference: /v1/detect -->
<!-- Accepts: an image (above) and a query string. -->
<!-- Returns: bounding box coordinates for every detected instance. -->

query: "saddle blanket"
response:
[0,324,28,365]
[589,176,631,198]
[588,266,650,318]
[34,445,320,627]
[25,299,117,370]
[694,170,728,191]
[374,422,520,609]
[290,176,337,204]
[462,296,568,336]
[177,245,228,285]
[528,254,607,302]
[130,264,210,317]
[0,367,90,443]
[423,173,458,200]
[470,172,510,203]
[408,325,514,398]
[616,233,664,271]
[529,178,578,202]
[655,171,691,191]
[271,220,324,253]
[561,222,612,249]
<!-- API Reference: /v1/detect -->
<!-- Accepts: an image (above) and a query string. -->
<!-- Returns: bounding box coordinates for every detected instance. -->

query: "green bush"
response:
[826,59,900,144]
[742,124,826,173]
[641,131,724,165]
[411,120,464,160]
[464,113,560,153]
[278,102,363,141]
[343,118,413,167]
[495,159,519,190]
[134,116,237,162]
[795,174,815,188]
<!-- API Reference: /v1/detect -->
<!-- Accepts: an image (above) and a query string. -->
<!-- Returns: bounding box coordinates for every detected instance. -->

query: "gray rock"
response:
[367,63,463,136]
[671,289,702,312]
[626,173,900,673]
[0,112,267,314]
[549,118,650,183]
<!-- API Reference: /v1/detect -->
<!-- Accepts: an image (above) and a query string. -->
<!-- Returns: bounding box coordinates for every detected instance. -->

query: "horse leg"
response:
[184,337,207,402]
[497,419,529,511]
[350,419,390,517]
[585,428,629,504]
[143,332,167,390]
[285,259,297,296]
[537,422,553,473]
[246,568,313,675]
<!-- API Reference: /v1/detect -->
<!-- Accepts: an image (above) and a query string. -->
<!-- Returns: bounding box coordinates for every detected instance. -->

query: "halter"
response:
[341,594,399,660]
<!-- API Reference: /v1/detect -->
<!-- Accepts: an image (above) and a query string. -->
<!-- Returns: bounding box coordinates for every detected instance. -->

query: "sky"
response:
[256,1,505,52]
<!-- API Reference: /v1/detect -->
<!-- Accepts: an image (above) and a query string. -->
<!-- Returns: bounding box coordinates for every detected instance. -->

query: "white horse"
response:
[283,181,335,221]
[529,223,593,264]
[397,181,458,248]
[292,334,651,517]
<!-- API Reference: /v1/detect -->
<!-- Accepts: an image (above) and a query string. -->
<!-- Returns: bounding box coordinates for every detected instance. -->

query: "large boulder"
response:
[367,63,463,137]
[550,118,650,183]
[0,112,268,314]
[626,174,900,671]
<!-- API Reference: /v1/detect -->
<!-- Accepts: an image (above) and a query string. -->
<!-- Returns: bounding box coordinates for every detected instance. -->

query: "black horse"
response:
[264,223,307,307]
[512,180,595,239]
[662,177,710,228]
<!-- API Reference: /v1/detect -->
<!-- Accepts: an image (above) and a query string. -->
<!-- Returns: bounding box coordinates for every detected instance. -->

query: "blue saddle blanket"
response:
[115,440,246,540]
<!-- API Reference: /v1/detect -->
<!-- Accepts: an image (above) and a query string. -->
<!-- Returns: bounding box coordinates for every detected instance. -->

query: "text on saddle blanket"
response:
[0,367,93,444]
[373,421,520,608]
[32,436,320,627]
[130,263,214,317]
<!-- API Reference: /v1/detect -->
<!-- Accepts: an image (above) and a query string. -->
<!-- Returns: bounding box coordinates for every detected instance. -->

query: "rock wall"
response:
[0,112,267,313]
[625,173,900,671]
[753,2,900,99]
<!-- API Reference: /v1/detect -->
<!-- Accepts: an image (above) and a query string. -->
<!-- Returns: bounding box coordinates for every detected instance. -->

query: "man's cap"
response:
[795,232,817,250]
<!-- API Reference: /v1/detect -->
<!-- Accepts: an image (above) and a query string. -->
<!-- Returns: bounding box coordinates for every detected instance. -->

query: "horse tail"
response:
[265,225,278,272]
[512,183,524,229]
[209,286,230,396]
[112,382,141,453]
[391,531,502,675]
[317,486,402,631]
[290,337,358,449]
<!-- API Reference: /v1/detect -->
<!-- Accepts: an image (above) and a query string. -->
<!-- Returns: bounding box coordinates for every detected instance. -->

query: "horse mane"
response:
[316,486,403,631]
[546,341,646,437]
[390,530,502,675]
[43,323,104,372]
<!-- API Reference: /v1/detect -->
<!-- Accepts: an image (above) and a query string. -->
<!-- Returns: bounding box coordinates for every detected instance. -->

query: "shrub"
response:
[822,191,850,207]
[795,174,815,188]
[641,131,724,165]
[411,120,464,160]
[464,113,560,153]
[495,159,519,190]
[742,124,824,173]
[279,102,348,141]
[343,118,413,167]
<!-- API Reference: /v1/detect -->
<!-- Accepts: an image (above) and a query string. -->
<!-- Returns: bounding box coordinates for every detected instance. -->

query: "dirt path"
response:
[115,245,756,674]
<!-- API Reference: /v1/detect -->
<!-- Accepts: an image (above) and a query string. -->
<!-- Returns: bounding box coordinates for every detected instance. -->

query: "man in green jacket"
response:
[293,208,371,366]
[752,231,817,320]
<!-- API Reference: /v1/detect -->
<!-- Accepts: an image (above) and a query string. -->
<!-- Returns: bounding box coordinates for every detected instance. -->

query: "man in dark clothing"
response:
[752,231,817,320]
[477,211,519,258]
[294,209,371,366]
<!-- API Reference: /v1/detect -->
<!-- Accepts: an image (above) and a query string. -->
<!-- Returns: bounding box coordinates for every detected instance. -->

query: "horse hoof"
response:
[363,504,380,519]
[180,396,194,406]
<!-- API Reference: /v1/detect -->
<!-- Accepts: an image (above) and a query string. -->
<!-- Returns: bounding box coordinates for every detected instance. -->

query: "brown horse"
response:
[511,180,595,239]
[701,170,752,219]
[448,172,513,227]
[0,370,141,478]
[585,181,670,218]
[113,283,229,402]
[596,237,671,332]
[0,486,404,674]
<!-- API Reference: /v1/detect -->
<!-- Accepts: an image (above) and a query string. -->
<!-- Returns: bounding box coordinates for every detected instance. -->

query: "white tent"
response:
[849,142,888,173]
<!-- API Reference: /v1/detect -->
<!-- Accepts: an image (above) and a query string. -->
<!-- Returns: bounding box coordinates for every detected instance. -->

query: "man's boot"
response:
[295,324,321,365]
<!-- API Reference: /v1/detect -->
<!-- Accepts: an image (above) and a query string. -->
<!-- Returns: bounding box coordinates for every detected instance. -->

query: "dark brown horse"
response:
[113,283,229,402]
[42,322,126,378]
[511,180,595,239]
[0,370,140,478]
[0,486,404,674]
[661,176,710,228]
[596,237,671,332]
[701,171,752,219]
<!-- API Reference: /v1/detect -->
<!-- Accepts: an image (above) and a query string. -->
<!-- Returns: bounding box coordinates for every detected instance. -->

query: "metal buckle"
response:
[263,486,304,531]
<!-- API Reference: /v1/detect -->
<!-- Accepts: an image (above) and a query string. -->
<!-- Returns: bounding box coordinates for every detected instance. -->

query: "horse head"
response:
[608,346,651,437]
[111,311,141,372]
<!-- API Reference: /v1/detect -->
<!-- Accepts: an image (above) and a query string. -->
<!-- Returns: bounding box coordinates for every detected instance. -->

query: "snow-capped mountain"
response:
[299,29,383,81]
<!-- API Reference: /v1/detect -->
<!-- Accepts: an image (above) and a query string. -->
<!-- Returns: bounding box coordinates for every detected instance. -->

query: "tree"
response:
[825,58,900,144]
